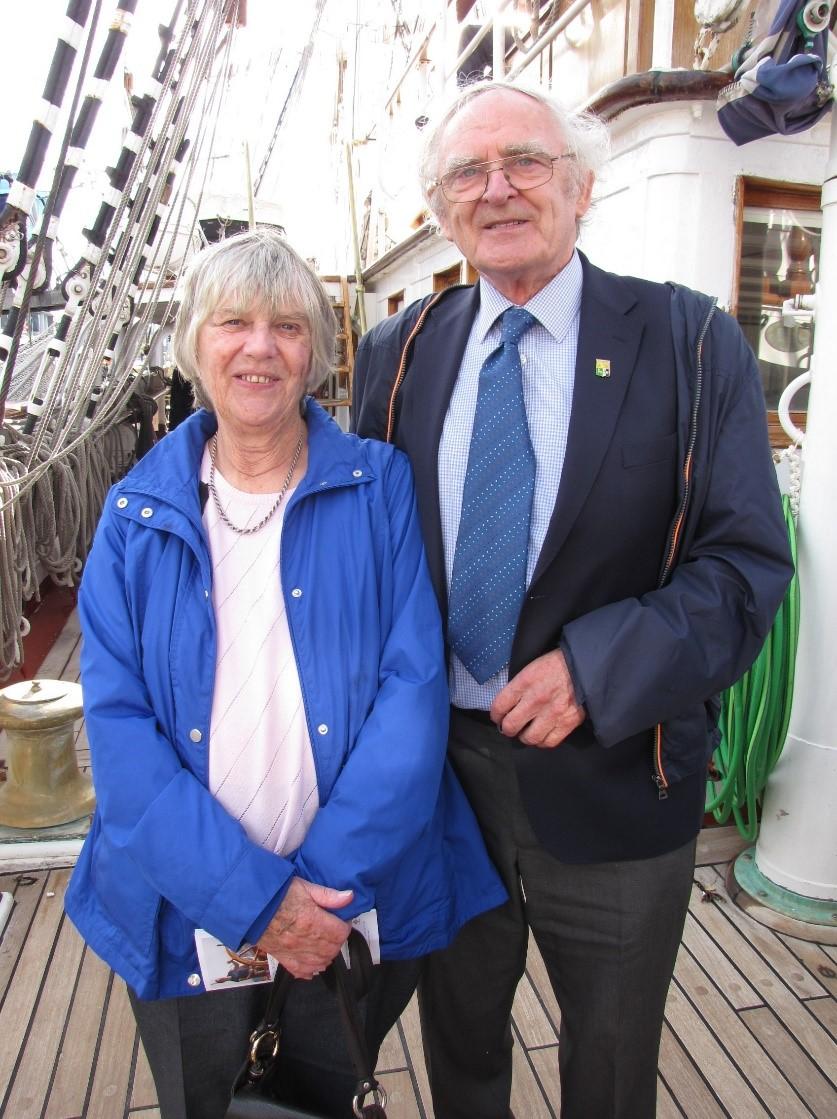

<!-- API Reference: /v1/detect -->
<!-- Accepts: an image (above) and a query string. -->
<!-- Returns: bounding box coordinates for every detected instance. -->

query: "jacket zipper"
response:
[386,291,448,442]
[652,299,716,798]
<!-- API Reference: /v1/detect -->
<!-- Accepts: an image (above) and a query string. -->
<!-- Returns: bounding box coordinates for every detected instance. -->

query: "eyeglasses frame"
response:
[431,152,575,204]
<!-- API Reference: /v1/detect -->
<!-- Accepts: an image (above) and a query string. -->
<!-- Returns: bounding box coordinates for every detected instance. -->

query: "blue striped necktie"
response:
[448,306,537,683]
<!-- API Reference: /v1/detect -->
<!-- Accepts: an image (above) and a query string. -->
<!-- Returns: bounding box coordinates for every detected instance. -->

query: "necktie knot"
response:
[499,307,537,347]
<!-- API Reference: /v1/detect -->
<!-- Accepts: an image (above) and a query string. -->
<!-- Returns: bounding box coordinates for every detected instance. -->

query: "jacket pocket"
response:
[92,840,160,956]
[661,701,717,784]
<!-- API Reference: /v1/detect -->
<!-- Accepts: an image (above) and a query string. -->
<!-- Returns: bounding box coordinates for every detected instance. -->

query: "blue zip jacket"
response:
[65,400,506,999]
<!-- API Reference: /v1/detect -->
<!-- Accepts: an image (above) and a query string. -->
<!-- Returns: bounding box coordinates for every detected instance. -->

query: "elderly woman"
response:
[66,229,505,1119]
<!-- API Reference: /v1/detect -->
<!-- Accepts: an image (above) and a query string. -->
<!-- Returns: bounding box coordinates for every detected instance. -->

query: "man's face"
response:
[434,89,593,304]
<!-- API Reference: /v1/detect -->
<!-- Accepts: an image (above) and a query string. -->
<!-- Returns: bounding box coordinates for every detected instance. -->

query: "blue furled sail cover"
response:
[717,0,834,144]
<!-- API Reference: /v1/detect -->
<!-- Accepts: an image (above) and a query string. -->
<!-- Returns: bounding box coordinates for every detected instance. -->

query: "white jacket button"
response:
[116,497,128,509]
[352,469,363,478]
[140,507,154,519]
[291,588,302,598]
[190,728,202,743]
[317,724,328,735]
[187,973,201,987]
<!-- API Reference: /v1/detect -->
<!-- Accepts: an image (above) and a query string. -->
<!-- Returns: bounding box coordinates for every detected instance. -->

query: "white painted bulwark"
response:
[757,110,837,904]
[584,104,830,305]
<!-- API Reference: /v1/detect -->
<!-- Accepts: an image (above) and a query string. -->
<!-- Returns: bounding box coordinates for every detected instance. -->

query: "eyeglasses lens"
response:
[441,155,556,202]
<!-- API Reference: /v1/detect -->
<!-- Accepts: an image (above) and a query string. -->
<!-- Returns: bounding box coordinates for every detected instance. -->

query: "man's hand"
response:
[490,649,585,748]
[257,877,353,980]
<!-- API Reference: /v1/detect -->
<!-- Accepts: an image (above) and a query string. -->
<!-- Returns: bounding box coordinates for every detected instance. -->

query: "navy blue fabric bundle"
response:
[717,0,833,145]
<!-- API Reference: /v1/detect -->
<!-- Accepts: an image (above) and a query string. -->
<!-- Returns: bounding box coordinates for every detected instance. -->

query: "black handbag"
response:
[225,933,388,1119]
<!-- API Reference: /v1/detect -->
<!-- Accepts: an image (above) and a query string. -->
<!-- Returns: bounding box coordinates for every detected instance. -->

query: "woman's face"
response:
[196,302,312,439]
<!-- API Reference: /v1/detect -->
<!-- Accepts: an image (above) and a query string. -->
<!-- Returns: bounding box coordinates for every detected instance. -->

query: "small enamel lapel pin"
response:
[595,358,611,378]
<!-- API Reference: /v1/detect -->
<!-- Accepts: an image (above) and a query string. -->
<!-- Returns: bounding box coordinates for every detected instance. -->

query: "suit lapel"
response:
[398,284,481,602]
[531,258,645,585]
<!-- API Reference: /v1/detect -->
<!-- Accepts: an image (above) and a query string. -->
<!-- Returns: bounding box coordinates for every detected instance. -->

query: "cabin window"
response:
[387,290,405,316]
[433,263,465,292]
[733,179,821,447]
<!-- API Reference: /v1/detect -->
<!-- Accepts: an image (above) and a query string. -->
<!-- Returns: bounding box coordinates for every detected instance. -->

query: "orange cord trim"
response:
[385,291,449,443]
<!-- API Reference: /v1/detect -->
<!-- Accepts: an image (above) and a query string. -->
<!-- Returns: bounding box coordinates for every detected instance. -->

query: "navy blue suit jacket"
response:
[353,253,792,861]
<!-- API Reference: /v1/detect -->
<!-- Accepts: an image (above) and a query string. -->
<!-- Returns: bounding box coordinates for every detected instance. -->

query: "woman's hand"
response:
[257,876,353,979]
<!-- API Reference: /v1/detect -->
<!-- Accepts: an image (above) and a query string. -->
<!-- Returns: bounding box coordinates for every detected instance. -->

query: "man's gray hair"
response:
[419,79,610,220]
[172,228,335,408]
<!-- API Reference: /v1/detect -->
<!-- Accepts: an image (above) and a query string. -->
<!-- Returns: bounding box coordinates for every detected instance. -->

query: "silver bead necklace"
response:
[208,431,304,535]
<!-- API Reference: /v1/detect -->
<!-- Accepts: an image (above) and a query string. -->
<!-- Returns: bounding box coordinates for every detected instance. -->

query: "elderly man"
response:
[352,80,792,1119]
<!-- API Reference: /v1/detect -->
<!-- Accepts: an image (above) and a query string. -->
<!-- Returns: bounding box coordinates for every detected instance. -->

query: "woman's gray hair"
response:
[172,228,335,408]
[419,79,610,222]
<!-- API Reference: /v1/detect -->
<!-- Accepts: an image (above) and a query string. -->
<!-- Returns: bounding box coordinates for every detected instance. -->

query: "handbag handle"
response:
[243,933,387,1118]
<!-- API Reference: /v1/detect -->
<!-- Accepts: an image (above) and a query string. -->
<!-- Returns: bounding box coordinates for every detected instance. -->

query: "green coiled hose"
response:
[705,494,800,840]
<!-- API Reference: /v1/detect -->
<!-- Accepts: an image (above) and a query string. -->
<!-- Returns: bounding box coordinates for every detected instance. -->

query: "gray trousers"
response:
[130,957,419,1119]
[419,707,697,1119]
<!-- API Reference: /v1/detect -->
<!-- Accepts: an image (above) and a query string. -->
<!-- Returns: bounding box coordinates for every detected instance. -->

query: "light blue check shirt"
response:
[439,250,582,710]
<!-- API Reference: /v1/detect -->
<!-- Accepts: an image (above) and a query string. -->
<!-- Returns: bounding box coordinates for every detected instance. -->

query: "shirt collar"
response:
[475,249,583,344]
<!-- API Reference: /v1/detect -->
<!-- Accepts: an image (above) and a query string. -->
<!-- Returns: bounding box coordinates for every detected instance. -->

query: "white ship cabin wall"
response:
[353,0,828,451]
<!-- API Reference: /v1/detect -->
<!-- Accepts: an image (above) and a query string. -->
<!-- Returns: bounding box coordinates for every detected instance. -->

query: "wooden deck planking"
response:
[2,608,837,1118]
[663,977,771,1119]
[512,970,559,1048]
[84,974,139,1119]
[44,948,113,1119]
[1,867,836,1118]
[695,828,750,868]
[680,908,763,1010]
[692,868,832,1002]
[396,994,433,1117]
[807,995,837,1038]
[0,871,45,996]
[673,944,811,1116]
[658,1021,728,1119]
[2,911,85,1118]
[509,1022,555,1118]
[0,869,69,1104]
[740,1005,836,1117]
[777,935,837,1001]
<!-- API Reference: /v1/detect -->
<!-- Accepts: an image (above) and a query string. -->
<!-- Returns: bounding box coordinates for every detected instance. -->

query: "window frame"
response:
[732,177,821,447]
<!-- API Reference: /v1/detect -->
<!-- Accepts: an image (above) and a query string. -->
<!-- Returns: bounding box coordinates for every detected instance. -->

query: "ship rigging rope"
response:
[0,0,238,677]
[0,0,105,405]
[22,0,216,465]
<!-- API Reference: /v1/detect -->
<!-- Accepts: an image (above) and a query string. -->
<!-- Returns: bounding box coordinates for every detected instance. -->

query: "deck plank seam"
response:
[509,1016,558,1118]
[797,994,837,1045]
[673,941,814,1117]
[681,908,765,1012]
[738,1001,837,1114]
[122,1029,142,1119]
[0,872,48,1008]
[662,996,747,1118]
[37,921,90,1119]
[79,968,116,1119]
[394,1018,429,1119]
[0,873,72,1115]
[694,867,831,1000]
[654,1066,690,1119]
[523,963,561,1035]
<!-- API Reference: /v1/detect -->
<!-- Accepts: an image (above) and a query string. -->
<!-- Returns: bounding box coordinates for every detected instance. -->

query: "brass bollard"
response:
[0,679,94,828]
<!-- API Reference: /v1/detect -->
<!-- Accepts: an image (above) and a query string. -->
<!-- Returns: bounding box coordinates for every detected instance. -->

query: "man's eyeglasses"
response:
[433,153,574,204]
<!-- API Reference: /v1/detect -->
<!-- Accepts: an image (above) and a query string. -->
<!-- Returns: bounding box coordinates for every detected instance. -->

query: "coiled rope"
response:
[706,473,801,840]
[0,0,239,678]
